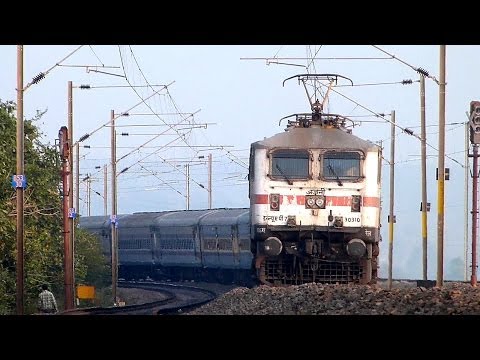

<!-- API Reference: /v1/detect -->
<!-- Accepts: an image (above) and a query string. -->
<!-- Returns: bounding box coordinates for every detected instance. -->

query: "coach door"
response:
[231,225,240,268]
[215,225,236,268]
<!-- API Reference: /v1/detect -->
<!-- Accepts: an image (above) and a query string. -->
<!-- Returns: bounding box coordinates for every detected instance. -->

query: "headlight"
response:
[306,198,315,208]
[315,196,325,209]
[270,194,280,211]
[351,195,361,212]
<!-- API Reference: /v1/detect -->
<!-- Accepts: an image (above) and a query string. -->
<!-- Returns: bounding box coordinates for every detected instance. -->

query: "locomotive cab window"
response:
[321,151,362,182]
[270,150,310,181]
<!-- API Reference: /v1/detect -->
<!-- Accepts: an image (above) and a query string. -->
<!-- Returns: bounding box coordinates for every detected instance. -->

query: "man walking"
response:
[37,284,58,314]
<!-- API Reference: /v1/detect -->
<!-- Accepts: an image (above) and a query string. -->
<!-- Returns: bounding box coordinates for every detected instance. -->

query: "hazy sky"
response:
[0,45,475,280]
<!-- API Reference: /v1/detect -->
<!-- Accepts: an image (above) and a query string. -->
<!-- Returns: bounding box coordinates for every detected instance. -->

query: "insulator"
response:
[402,79,413,85]
[121,112,129,116]
[79,134,90,142]
[31,72,45,84]
[404,128,414,136]
[416,67,429,77]
[119,167,129,174]
[80,84,91,89]
[121,132,129,136]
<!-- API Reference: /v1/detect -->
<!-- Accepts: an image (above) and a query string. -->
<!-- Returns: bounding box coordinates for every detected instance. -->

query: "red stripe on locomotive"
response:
[254,194,269,204]
[362,196,380,207]
[254,194,379,208]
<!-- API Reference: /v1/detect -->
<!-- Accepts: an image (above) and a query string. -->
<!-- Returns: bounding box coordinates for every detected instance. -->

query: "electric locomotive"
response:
[249,74,382,285]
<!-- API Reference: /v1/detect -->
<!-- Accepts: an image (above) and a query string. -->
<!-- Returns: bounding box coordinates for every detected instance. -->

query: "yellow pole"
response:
[388,110,395,290]
[436,45,446,287]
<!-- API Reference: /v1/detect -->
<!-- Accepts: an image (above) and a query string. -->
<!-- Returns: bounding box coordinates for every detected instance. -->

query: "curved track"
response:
[60,281,217,315]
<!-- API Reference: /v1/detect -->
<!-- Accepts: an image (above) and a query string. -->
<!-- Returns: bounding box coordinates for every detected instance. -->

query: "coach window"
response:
[271,150,310,181]
[321,151,362,181]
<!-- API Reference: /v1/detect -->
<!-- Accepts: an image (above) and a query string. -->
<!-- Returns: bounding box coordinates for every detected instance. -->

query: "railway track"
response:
[60,281,217,315]
[376,278,469,287]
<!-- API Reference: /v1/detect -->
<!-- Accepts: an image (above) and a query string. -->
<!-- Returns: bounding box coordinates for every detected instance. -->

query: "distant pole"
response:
[420,75,428,281]
[465,122,470,282]
[110,110,118,305]
[208,153,212,209]
[471,144,478,287]
[75,143,80,216]
[104,165,108,216]
[87,177,91,216]
[186,163,190,210]
[67,80,75,309]
[59,127,74,310]
[16,45,24,315]
[388,110,395,290]
[437,45,446,287]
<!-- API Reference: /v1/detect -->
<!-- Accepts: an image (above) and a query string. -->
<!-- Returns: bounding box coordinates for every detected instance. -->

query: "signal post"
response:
[469,101,480,286]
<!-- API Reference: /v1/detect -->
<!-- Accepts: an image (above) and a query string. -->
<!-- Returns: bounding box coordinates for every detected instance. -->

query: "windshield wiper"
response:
[328,164,343,186]
[275,164,293,185]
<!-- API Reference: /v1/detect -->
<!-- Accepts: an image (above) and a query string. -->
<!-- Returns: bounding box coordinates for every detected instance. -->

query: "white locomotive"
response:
[249,74,382,285]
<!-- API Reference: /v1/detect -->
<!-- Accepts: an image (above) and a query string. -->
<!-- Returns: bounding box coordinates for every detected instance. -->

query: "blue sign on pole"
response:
[110,214,118,228]
[11,174,27,189]
[68,208,77,219]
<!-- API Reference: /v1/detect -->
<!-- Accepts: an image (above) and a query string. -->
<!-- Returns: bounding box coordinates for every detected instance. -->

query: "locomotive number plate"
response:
[344,217,361,223]
[306,189,325,195]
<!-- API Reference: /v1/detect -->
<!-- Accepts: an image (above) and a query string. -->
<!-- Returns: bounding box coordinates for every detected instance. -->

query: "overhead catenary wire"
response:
[335,80,419,87]
[74,82,173,145]
[371,45,440,85]
[223,149,249,169]
[316,82,464,168]
[23,45,84,91]
[59,64,120,69]
[306,45,323,69]
[138,164,185,198]
[127,46,196,131]
[117,180,247,195]
[117,154,215,194]
[128,44,242,169]
[116,135,186,176]
[241,56,394,61]
[74,84,167,89]
[88,45,104,66]
[118,46,198,153]
[359,122,466,140]
[355,120,464,127]
[83,144,232,149]
[116,116,199,164]
[307,46,325,103]
[105,112,197,117]
[82,145,234,151]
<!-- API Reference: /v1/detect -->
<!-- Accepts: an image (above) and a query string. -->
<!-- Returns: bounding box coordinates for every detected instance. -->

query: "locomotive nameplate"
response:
[263,214,289,223]
[305,189,325,195]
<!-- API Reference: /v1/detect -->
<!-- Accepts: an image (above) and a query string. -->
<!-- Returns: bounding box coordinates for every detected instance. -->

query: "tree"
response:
[0,99,109,314]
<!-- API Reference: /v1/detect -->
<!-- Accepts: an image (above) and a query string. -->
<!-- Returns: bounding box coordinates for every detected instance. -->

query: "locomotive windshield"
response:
[271,150,309,181]
[322,151,361,181]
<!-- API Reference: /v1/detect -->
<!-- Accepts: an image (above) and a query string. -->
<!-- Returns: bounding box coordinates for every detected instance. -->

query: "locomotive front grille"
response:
[262,258,362,285]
